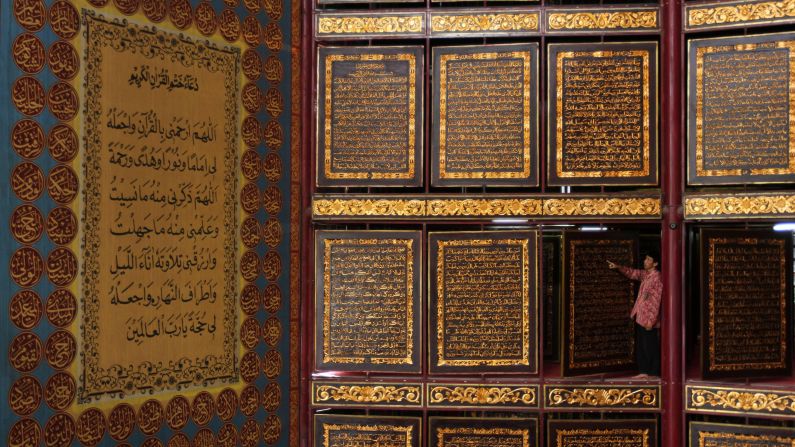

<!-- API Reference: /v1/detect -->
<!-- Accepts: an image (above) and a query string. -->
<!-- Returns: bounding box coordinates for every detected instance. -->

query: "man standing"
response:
[607,252,662,378]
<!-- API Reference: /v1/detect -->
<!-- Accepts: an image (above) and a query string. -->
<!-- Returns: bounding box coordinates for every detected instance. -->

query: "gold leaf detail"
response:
[688,0,795,27]
[685,195,795,217]
[690,388,795,414]
[547,387,657,407]
[426,199,543,216]
[313,199,426,217]
[543,198,661,217]
[431,13,539,33]
[548,11,657,30]
[429,386,536,406]
[318,15,424,34]
[315,385,421,404]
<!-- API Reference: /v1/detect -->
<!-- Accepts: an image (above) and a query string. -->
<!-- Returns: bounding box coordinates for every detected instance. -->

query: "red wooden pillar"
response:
[661,0,684,444]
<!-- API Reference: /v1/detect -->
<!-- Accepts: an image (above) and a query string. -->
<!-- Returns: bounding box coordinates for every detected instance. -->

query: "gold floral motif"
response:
[685,194,795,218]
[313,199,426,217]
[431,13,539,33]
[427,199,543,216]
[543,198,661,217]
[314,384,421,405]
[546,387,658,408]
[428,385,537,406]
[318,15,424,35]
[548,11,658,30]
[688,0,795,28]
[689,387,795,415]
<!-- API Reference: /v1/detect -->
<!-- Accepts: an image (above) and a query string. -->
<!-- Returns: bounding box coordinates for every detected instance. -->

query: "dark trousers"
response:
[636,324,660,376]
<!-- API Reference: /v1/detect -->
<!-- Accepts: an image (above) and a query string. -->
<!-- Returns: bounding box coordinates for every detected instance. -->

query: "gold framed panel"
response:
[545,7,660,33]
[429,11,540,38]
[314,414,421,447]
[547,42,659,187]
[548,420,657,447]
[684,191,795,219]
[544,385,660,410]
[311,381,423,408]
[686,0,795,31]
[690,421,795,446]
[316,13,426,39]
[426,383,539,409]
[429,417,538,447]
[686,384,795,417]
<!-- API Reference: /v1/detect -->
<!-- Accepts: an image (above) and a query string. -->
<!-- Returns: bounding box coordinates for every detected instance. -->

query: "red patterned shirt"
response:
[619,266,663,329]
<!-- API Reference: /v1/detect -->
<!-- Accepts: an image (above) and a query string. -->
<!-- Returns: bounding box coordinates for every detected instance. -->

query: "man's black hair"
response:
[643,250,660,265]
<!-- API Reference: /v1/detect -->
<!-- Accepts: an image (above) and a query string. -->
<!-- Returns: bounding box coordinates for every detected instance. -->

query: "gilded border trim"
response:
[312,382,423,408]
[546,8,659,33]
[544,385,660,410]
[685,192,795,219]
[313,195,661,219]
[686,385,795,417]
[427,384,539,408]
[686,0,795,30]
[316,13,425,38]
[430,12,540,37]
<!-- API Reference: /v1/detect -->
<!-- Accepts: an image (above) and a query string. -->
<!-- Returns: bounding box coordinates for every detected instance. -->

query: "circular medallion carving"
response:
[240,385,259,416]
[240,351,260,383]
[263,0,283,21]
[261,382,281,412]
[240,250,260,282]
[264,56,283,84]
[191,391,215,426]
[194,428,215,447]
[12,76,45,116]
[218,424,238,447]
[262,185,282,216]
[44,372,75,411]
[76,408,106,446]
[263,414,282,445]
[9,331,42,372]
[138,399,164,436]
[10,246,44,287]
[46,246,78,287]
[113,0,140,15]
[47,123,79,162]
[263,152,283,181]
[167,433,189,447]
[168,0,192,30]
[262,250,281,282]
[263,88,284,118]
[241,419,260,447]
[13,33,45,74]
[48,164,79,204]
[240,284,260,316]
[242,16,261,46]
[49,1,80,40]
[219,9,241,42]
[240,182,260,215]
[242,83,262,114]
[242,49,262,81]
[262,120,283,152]
[263,283,282,313]
[9,375,42,416]
[47,206,77,245]
[262,317,282,347]
[241,150,261,181]
[46,289,77,328]
[263,23,283,52]
[45,329,76,369]
[142,439,164,447]
[243,0,259,12]
[241,216,260,248]
[11,119,45,159]
[48,82,79,121]
[9,289,42,330]
[194,1,217,36]
[14,0,46,31]
[142,0,167,22]
[240,317,260,350]
[216,388,238,422]
[165,395,190,430]
[9,418,41,447]
[108,403,136,441]
[12,161,44,201]
[11,204,44,244]
[44,412,75,447]
[263,349,282,379]
[48,41,79,80]
[261,218,282,248]
[242,116,261,148]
